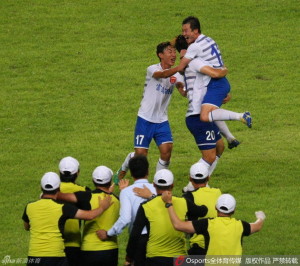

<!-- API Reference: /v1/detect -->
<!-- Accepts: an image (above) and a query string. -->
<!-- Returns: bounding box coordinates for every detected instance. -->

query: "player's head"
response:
[189,162,209,185]
[216,194,236,215]
[156,41,176,66]
[41,172,60,194]
[129,155,149,180]
[153,169,174,191]
[59,156,80,182]
[182,16,201,44]
[92,166,113,187]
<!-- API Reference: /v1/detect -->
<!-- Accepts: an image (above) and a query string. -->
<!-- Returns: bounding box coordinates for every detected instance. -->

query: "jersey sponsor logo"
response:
[155,83,173,95]
[170,76,177,84]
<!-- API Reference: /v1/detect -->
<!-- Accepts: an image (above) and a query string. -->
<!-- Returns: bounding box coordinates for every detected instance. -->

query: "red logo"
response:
[174,255,185,266]
[170,76,177,84]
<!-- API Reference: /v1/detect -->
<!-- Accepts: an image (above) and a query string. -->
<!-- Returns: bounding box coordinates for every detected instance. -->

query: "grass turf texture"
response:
[0,0,299,264]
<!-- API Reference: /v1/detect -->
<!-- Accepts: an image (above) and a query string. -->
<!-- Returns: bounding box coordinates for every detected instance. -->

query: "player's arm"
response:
[250,211,266,234]
[176,81,187,97]
[23,222,30,231]
[177,55,191,72]
[161,191,195,234]
[152,67,180,79]
[200,65,228,78]
[74,195,113,220]
[57,192,78,203]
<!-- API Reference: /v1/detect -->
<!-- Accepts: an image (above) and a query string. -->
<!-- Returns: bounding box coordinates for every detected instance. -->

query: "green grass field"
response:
[1,0,299,264]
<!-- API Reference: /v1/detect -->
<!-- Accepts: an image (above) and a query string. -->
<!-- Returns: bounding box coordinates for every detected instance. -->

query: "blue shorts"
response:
[202,77,231,107]
[186,115,221,150]
[134,116,173,149]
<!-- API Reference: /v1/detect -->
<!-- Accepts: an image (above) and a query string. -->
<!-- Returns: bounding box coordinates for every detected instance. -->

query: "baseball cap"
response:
[153,169,174,186]
[92,166,113,185]
[216,194,236,214]
[190,162,209,179]
[59,156,79,174]
[41,172,60,191]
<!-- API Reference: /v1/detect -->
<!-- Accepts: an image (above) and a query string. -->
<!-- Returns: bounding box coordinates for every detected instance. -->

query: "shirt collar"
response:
[134,179,150,184]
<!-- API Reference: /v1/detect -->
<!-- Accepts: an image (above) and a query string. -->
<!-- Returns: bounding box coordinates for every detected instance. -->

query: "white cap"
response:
[190,162,209,179]
[216,194,236,214]
[41,172,60,191]
[153,169,174,186]
[92,166,113,185]
[59,156,79,174]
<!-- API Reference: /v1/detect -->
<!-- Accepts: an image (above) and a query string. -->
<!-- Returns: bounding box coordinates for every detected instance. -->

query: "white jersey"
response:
[185,34,224,68]
[185,58,211,117]
[138,63,184,123]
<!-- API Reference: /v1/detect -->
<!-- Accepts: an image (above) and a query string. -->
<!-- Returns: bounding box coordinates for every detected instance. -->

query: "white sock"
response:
[208,156,220,176]
[156,158,170,172]
[214,121,235,142]
[209,109,243,122]
[121,152,135,171]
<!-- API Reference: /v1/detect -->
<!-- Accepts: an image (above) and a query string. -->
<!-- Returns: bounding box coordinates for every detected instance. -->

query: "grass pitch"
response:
[0,0,299,264]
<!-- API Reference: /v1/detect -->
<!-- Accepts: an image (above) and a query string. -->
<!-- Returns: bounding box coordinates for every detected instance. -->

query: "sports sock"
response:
[214,121,235,142]
[208,156,220,176]
[156,158,170,172]
[121,152,135,171]
[209,109,243,122]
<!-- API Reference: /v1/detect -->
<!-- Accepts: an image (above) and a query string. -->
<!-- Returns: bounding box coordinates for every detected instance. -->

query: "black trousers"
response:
[80,249,118,266]
[65,247,80,266]
[146,256,173,266]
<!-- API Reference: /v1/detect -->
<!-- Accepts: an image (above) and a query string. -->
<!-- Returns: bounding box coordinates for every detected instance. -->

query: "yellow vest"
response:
[207,217,245,255]
[143,196,188,258]
[60,182,87,247]
[189,187,221,249]
[81,192,120,251]
[25,199,66,257]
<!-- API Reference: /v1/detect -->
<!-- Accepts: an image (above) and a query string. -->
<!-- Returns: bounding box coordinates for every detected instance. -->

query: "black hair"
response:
[156,41,172,61]
[60,171,78,183]
[182,16,201,33]
[129,155,149,179]
[192,177,208,184]
[93,181,111,188]
[154,184,172,191]
[42,188,59,195]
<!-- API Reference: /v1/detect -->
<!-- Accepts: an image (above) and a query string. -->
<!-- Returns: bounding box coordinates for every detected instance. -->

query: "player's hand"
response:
[96,229,108,240]
[223,93,231,104]
[255,211,266,221]
[133,185,152,199]
[161,191,172,203]
[119,179,130,190]
[99,195,113,211]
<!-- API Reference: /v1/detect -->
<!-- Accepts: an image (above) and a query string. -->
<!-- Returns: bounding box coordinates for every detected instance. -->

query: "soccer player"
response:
[182,162,222,255]
[126,169,208,266]
[162,192,266,255]
[178,16,252,143]
[58,165,120,266]
[22,172,112,266]
[113,41,185,183]
[176,44,227,192]
[58,156,90,266]
[97,155,156,266]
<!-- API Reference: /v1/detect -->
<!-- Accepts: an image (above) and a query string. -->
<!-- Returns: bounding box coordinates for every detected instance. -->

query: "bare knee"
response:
[200,113,210,122]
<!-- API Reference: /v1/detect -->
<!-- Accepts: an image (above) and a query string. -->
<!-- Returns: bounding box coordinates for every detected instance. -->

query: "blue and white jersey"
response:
[184,34,224,68]
[138,63,184,123]
[185,58,211,117]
